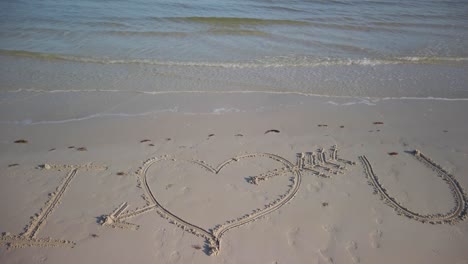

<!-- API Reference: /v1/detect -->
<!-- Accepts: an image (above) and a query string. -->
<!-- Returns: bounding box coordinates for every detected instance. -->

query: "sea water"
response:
[1,0,467,97]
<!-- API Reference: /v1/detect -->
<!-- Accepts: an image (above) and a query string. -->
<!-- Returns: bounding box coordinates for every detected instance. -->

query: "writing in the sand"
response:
[0,148,466,255]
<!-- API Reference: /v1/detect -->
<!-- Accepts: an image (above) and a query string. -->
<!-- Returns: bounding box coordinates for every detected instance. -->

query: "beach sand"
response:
[1,92,468,263]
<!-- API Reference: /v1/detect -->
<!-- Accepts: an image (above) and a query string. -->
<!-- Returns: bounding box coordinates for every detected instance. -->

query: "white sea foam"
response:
[326,99,377,106]
[2,50,468,68]
[0,108,179,126]
[212,107,242,114]
[4,89,468,101]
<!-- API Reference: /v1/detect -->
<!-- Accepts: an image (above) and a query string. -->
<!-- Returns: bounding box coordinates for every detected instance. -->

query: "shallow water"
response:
[1,0,467,63]
[1,0,468,97]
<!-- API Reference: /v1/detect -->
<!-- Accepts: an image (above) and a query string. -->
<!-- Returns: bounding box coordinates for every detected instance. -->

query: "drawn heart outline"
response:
[136,153,302,255]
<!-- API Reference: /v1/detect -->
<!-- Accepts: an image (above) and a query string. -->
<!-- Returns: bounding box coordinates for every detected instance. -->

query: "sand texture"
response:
[1,92,468,263]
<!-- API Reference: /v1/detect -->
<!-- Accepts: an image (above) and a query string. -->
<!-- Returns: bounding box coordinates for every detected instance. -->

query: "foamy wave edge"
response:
[1,49,468,68]
[4,89,468,101]
[0,107,179,125]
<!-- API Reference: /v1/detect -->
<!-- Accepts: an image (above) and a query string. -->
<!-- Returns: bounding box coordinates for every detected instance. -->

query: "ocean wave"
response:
[159,16,309,26]
[206,28,269,36]
[101,29,268,37]
[1,49,467,68]
[82,21,129,28]
[102,30,189,37]
[251,5,304,13]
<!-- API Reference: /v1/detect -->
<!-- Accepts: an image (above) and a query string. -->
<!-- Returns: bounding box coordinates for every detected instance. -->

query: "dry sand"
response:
[1,92,468,263]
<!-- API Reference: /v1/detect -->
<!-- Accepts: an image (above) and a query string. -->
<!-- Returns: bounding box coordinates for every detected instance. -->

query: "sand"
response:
[1,91,468,264]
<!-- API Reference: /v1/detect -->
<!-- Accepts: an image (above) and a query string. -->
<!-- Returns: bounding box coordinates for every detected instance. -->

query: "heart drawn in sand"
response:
[140,153,301,255]
[105,153,302,255]
[102,146,355,255]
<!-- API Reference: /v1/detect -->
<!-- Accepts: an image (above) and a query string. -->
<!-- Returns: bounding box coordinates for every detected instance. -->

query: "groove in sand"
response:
[0,163,107,249]
[359,150,467,225]
[102,147,354,255]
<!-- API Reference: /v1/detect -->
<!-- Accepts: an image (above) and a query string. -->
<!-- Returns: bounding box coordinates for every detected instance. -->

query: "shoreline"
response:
[2,91,468,126]
[2,54,468,98]
[5,88,468,100]
[1,92,468,263]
